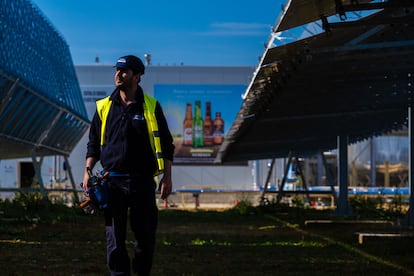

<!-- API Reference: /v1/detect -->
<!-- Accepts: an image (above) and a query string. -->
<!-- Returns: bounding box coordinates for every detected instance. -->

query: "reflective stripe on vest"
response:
[96,94,165,175]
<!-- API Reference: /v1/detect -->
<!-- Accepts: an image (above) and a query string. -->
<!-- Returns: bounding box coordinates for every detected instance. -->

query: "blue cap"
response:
[114,55,145,74]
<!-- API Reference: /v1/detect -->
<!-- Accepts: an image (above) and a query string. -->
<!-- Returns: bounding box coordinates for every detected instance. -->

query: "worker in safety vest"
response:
[82,55,174,276]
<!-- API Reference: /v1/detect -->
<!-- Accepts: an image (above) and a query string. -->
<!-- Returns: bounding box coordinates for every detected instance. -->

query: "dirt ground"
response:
[1,206,414,275]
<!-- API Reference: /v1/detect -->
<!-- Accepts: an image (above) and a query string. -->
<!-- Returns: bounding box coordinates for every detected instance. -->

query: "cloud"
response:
[199,22,271,36]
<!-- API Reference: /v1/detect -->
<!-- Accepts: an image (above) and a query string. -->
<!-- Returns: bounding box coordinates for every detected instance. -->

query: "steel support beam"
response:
[64,155,80,205]
[321,152,338,206]
[407,107,414,226]
[31,150,46,199]
[337,135,350,215]
[370,138,376,187]
[0,78,19,115]
[260,158,276,203]
[276,151,293,204]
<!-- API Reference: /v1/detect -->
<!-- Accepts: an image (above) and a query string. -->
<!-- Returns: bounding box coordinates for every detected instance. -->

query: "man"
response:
[82,55,174,275]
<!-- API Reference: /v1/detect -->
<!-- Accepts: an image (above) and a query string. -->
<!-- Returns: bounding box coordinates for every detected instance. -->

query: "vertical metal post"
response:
[407,107,414,226]
[370,138,376,187]
[31,150,46,199]
[260,158,276,202]
[304,158,311,186]
[321,152,338,206]
[295,157,311,203]
[276,151,293,203]
[337,135,350,215]
[63,155,80,205]
[317,154,324,185]
[252,160,261,190]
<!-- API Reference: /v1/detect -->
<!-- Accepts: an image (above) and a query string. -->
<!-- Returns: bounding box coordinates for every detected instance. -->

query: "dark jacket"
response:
[86,86,174,176]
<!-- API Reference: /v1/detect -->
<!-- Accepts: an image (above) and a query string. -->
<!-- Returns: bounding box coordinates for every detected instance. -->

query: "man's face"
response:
[114,67,140,90]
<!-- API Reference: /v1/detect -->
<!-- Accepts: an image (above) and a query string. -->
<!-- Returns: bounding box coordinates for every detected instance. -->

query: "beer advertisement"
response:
[154,84,246,164]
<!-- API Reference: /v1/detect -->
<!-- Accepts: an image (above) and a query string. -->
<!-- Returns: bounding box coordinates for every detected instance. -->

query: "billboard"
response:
[154,84,246,164]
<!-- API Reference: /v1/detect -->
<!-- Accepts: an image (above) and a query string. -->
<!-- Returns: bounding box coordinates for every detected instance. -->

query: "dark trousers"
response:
[104,176,158,276]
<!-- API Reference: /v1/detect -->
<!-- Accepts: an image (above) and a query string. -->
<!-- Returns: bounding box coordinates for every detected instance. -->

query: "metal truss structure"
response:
[0,0,90,201]
[216,0,414,224]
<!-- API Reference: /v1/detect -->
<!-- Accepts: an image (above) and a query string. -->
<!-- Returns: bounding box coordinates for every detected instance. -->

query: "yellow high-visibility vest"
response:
[96,94,164,176]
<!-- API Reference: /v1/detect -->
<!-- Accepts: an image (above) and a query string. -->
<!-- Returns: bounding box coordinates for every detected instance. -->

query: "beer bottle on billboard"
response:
[192,100,204,147]
[203,101,213,146]
[183,103,193,145]
[213,111,224,145]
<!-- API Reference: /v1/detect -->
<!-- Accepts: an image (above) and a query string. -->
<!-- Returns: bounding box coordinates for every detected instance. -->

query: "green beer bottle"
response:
[192,100,204,147]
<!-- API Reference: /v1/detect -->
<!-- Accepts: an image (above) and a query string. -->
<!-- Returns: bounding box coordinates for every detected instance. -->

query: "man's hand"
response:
[158,176,172,200]
[159,159,173,200]
[82,165,94,192]
[82,174,90,192]
[83,159,97,192]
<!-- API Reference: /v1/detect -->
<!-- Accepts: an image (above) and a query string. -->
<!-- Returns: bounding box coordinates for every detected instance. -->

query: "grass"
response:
[0,196,414,275]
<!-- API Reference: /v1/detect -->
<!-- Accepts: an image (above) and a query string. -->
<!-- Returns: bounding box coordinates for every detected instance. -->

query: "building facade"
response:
[69,64,257,191]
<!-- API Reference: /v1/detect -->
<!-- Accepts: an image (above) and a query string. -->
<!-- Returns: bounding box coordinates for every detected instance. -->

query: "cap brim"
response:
[114,62,130,68]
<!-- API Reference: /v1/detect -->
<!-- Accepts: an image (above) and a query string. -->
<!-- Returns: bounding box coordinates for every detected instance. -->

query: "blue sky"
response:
[31,0,284,66]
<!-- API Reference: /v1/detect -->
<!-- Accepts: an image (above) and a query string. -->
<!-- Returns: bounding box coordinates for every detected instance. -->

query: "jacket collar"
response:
[110,85,144,105]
